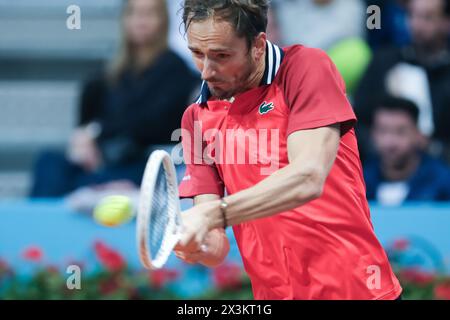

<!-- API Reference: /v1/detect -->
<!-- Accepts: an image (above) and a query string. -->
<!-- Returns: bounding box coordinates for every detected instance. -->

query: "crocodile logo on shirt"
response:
[258,101,275,115]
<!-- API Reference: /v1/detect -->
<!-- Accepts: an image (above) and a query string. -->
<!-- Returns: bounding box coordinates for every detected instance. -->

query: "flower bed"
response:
[1,239,449,300]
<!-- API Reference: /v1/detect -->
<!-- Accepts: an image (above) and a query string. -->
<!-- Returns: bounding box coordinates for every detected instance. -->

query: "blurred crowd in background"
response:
[1,0,450,207]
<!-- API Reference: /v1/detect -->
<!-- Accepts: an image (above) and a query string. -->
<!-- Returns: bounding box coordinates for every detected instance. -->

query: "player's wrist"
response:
[218,198,228,229]
[204,199,226,230]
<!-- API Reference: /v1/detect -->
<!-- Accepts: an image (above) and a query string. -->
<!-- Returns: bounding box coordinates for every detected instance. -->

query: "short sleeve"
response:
[280,47,357,137]
[178,106,225,198]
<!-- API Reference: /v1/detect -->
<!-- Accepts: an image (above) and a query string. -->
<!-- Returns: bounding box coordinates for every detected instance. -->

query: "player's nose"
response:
[201,59,216,81]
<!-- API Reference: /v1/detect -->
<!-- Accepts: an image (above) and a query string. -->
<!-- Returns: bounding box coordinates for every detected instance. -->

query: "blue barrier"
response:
[0,200,449,297]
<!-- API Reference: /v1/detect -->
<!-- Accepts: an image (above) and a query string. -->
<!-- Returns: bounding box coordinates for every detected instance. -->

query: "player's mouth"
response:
[208,83,226,92]
[207,78,227,85]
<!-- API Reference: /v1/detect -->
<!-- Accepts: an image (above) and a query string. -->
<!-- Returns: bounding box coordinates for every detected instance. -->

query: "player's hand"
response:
[174,228,230,267]
[173,230,207,265]
[177,201,219,249]
[174,202,229,266]
[173,248,205,265]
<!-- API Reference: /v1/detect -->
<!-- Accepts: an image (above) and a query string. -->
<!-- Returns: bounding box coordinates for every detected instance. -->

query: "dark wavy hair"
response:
[374,96,420,126]
[182,0,269,49]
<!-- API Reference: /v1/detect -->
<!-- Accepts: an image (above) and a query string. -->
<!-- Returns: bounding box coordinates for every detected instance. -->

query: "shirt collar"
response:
[195,40,285,105]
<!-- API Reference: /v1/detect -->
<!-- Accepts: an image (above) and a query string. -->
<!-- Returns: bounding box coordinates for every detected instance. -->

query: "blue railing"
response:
[0,200,449,297]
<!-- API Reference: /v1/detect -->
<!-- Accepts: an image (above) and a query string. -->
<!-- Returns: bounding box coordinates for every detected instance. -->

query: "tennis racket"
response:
[136,150,184,269]
[136,149,226,270]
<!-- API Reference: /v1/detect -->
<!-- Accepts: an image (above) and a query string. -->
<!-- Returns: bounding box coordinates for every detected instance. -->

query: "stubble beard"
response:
[208,55,256,100]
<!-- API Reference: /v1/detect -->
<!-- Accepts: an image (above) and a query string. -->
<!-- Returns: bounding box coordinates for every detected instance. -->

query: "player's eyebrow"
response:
[208,48,233,53]
[188,46,200,52]
[188,46,233,53]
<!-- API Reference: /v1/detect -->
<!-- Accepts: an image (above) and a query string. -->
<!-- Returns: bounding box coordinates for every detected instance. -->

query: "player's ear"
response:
[252,32,267,62]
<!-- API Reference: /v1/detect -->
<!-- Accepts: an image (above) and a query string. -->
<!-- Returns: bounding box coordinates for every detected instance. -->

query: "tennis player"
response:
[175,0,402,300]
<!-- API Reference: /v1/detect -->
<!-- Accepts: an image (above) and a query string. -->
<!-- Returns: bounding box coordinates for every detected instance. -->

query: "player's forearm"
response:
[203,126,340,229]
[207,161,325,229]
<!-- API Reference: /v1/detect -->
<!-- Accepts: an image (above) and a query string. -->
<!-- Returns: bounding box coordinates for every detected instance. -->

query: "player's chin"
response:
[210,87,234,100]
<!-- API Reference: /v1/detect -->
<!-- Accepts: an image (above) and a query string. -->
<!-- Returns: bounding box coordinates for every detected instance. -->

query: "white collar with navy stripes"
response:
[195,40,285,105]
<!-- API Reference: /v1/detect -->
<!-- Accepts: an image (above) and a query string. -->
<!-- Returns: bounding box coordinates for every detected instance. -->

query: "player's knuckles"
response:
[188,252,203,261]
[174,250,184,257]
[175,252,193,263]
[175,253,188,261]
[173,243,183,251]
[176,253,196,264]
[183,255,202,264]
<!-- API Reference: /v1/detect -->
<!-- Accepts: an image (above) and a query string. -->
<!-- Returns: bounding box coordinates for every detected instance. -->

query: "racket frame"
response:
[136,150,182,270]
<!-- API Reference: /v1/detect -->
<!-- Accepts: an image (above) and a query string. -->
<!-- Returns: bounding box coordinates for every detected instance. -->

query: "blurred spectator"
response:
[271,0,366,50]
[269,0,370,96]
[364,96,450,205]
[30,0,199,198]
[366,0,412,49]
[167,0,197,69]
[355,0,450,162]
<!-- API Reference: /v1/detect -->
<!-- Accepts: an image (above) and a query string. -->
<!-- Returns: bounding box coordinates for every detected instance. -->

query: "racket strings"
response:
[137,150,182,269]
[149,163,180,263]
[149,165,170,258]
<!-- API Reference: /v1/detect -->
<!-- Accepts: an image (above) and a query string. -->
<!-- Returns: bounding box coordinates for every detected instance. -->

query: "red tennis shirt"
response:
[179,41,402,300]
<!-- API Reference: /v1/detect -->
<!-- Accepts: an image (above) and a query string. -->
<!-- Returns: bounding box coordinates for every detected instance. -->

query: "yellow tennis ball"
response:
[93,195,134,227]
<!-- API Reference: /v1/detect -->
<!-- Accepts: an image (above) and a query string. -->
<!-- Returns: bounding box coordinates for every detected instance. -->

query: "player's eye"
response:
[216,53,230,60]
[192,51,204,58]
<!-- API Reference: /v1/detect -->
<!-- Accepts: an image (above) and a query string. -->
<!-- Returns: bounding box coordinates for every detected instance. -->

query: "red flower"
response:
[94,241,126,272]
[22,246,44,262]
[434,282,450,300]
[399,268,436,286]
[0,258,8,270]
[150,269,180,289]
[212,263,243,290]
[0,259,11,277]
[392,239,410,251]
